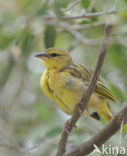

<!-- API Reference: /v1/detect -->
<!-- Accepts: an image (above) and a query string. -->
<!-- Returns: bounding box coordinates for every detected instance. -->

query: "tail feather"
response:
[101,112,112,123]
[99,102,112,123]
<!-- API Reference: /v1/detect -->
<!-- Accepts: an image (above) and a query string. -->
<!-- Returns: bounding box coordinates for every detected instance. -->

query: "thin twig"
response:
[64,9,115,20]
[64,104,127,156]
[73,21,105,30]
[44,9,115,20]
[58,22,100,45]
[64,0,81,12]
[55,24,114,156]
[45,21,100,45]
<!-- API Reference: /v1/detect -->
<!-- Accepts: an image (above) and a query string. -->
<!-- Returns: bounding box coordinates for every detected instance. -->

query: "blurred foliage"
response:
[44,26,56,48]
[81,0,90,9]
[0,0,127,156]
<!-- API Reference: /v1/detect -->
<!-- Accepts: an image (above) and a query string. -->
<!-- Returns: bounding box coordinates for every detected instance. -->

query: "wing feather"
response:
[95,81,116,102]
[60,64,116,103]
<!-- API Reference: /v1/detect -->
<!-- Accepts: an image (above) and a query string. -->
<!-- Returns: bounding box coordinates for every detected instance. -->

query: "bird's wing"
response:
[60,64,116,102]
[60,64,92,83]
[95,81,116,102]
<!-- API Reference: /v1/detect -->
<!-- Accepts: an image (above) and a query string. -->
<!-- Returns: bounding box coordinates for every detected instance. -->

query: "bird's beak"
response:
[35,52,48,59]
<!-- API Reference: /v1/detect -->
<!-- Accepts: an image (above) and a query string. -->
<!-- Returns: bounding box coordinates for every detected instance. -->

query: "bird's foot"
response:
[86,106,90,115]
[64,120,71,134]
[64,120,77,134]
[76,103,90,116]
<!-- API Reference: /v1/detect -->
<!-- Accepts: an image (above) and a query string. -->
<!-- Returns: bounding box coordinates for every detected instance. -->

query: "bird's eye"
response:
[50,53,59,57]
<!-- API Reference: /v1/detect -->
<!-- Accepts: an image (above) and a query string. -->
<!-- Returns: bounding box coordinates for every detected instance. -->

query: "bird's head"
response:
[35,47,72,69]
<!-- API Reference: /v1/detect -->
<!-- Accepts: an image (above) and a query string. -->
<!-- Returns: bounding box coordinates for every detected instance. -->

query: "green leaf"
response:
[108,44,127,70]
[120,10,127,20]
[19,28,35,55]
[46,127,62,138]
[36,2,48,15]
[123,124,127,134]
[35,103,52,121]
[81,0,90,9]
[107,83,126,103]
[44,26,56,48]
[55,32,73,49]
[100,114,106,125]
[0,32,15,50]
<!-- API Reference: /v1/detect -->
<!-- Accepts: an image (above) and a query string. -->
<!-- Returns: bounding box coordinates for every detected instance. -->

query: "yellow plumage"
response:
[35,47,116,123]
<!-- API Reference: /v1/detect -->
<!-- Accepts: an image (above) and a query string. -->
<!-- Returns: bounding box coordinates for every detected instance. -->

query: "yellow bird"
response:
[35,47,116,123]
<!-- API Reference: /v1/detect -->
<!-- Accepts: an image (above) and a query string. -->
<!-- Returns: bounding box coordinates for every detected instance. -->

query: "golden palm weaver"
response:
[35,47,116,123]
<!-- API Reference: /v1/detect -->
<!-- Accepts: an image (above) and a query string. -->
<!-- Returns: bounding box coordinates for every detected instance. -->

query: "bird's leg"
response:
[76,103,90,116]
[86,106,90,115]
[64,119,77,134]
[64,120,70,134]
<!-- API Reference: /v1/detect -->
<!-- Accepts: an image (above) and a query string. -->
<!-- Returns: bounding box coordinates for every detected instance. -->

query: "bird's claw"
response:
[77,103,90,116]
[64,120,71,134]
[64,120,78,134]
[86,106,90,115]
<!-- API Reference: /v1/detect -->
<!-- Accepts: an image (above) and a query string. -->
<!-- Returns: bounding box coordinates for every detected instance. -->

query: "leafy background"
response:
[0,0,127,155]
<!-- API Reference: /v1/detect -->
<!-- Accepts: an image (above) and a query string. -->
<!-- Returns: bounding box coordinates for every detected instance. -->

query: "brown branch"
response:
[64,0,81,12]
[55,24,114,156]
[44,9,115,20]
[64,104,127,156]
[64,9,115,20]
[73,21,105,30]
[45,21,99,45]
[57,22,100,45]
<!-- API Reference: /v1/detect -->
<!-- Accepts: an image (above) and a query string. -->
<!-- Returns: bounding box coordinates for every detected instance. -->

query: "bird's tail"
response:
[101,111,112,123]
[99,102,112,123]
